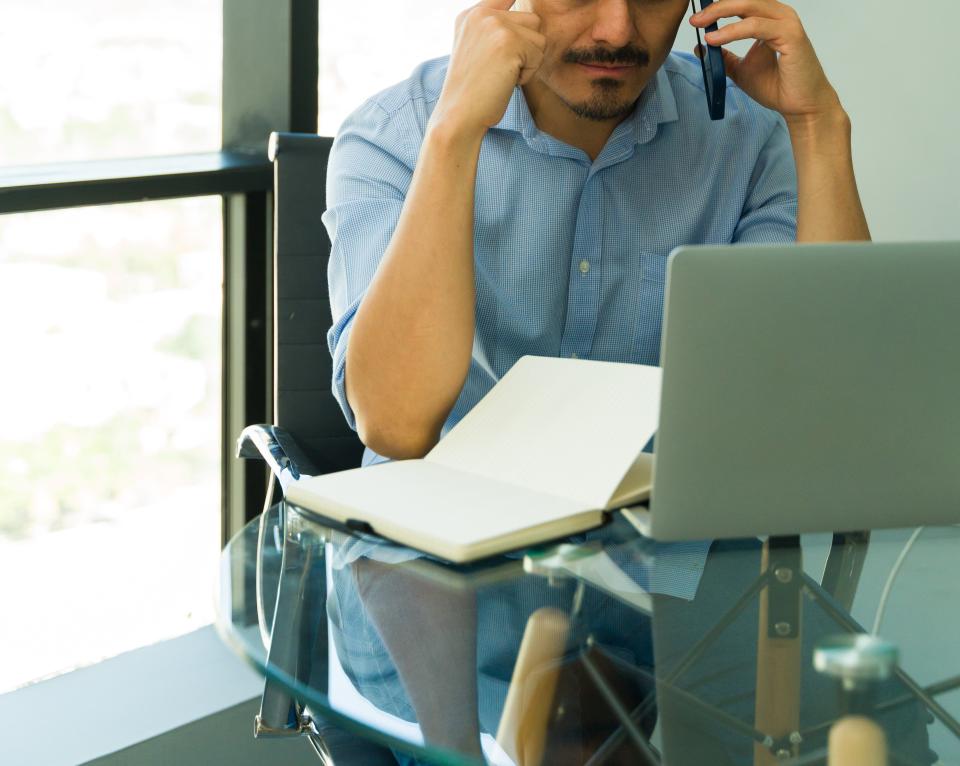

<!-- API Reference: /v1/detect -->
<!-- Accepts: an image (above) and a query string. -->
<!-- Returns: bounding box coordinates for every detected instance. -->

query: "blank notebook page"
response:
[426,356,662,509]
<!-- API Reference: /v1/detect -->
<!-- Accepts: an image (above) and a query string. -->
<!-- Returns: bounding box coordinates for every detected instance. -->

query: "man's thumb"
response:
[696,44,741,84]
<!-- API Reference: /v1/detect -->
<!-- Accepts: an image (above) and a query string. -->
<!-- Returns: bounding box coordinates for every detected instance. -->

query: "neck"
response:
[522,79,627,162]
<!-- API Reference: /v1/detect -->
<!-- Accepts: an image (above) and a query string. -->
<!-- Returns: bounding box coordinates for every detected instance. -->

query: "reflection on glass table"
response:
[216,502,960,766]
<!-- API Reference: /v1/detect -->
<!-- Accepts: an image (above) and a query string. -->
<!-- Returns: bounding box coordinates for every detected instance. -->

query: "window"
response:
[0,0,317,701]
[0,0,243,694]
[0,0,221,166]
[0,198,222,692]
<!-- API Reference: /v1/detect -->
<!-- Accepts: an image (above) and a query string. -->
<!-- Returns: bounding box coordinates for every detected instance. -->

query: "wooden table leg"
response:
[754,539,803,766]
[828,716,888,766]
[497,607,571,766]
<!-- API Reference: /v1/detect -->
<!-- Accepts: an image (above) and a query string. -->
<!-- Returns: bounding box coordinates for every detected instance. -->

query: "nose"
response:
[591,0,637,48]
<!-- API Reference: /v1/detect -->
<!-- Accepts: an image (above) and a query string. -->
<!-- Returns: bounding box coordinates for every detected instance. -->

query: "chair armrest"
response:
[236,424,320,486]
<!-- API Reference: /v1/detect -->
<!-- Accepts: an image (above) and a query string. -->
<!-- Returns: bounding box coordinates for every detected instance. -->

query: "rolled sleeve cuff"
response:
[327,303,360,433]
[733,200,798,245]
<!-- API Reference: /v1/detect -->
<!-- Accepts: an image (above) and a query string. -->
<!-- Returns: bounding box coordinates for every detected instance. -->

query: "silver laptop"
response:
[647,241,960,541]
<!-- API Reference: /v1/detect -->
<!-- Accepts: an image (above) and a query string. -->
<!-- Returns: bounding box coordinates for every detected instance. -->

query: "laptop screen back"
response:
[649,241,960,541]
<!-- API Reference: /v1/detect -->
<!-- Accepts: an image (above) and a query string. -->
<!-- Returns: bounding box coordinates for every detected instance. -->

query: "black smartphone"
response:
[691,0,726,120]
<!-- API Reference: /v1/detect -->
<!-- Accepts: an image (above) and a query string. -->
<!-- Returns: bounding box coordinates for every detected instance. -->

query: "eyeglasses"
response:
[690,0,726,120]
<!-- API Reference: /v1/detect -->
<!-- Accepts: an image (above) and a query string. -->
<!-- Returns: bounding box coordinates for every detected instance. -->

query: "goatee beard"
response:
[562,44,649,121]
[566,83,639,122]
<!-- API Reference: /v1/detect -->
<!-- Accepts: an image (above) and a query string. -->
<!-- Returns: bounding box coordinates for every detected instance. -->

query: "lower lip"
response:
[578,63,635,78]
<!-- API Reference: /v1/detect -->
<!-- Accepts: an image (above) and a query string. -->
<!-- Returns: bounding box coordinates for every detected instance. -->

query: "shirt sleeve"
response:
[323,100,416,431]
[733,116,798,244]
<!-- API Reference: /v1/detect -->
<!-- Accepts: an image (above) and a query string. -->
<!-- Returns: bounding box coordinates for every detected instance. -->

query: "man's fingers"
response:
[740,38,778,69]
[705,17,792,52]
[518,61,544,85]
[522,37,546,67]
[696,42,741,77]
[718,47,743,80]
[508,11,542,31]
[691,0,788,26]
[508,22,546,51]
[475,0,540,30]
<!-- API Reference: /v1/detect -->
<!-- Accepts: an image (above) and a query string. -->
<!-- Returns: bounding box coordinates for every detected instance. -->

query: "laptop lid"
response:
[649,241,960,541]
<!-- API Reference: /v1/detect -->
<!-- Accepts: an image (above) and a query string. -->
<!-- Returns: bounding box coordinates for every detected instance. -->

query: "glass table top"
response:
[216,502,960,766]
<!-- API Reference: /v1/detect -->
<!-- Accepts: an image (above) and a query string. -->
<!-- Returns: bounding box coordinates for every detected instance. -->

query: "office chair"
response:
[237,131,396,765]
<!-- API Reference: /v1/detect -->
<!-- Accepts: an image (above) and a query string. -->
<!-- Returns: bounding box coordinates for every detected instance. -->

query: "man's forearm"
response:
[789,108,871,243]
[345,120,485,459]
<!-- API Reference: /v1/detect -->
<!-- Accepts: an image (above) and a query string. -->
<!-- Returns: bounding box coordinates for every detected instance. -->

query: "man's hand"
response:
[690,0,842,126]
[691,1,869,242]
[432,0,545,138]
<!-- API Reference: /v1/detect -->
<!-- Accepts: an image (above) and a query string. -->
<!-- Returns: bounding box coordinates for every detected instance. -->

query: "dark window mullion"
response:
[221,0,318,538]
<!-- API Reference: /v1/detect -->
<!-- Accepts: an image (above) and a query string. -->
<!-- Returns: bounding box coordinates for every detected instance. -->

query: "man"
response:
[323,0,870,467]
[320,1,918,763]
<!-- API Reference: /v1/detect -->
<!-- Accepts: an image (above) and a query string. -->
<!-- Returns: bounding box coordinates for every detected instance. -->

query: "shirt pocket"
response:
[632,249,670,364]
[640,248,670,286]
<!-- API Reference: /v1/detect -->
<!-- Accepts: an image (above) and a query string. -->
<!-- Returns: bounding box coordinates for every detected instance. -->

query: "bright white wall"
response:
[729,0,960,242]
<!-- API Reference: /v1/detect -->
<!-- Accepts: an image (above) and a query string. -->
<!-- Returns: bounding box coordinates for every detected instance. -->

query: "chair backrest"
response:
[269,131,365,474]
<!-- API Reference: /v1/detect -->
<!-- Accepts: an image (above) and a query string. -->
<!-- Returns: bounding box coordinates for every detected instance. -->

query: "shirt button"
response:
[579,259,590,275]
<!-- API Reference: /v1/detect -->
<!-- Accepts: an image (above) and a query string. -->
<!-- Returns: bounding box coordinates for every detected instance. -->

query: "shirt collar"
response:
[632,63,679,144]
[494,86,538,139]
[493,62,679,148]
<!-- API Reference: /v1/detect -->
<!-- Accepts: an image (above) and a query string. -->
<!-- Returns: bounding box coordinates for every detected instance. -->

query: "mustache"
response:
[563,45,650,68]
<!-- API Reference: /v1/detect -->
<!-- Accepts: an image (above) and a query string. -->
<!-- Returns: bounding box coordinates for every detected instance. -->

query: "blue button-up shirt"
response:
[323,52,798,599]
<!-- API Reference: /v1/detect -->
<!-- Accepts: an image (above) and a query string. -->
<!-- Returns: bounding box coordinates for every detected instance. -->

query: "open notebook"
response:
[285,355,662,562]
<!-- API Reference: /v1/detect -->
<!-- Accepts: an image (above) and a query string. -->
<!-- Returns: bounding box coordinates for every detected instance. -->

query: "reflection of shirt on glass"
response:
[323,52,798,600]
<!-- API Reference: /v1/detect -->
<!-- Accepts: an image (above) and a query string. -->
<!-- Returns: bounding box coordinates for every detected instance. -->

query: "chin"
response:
[566,86,641,121]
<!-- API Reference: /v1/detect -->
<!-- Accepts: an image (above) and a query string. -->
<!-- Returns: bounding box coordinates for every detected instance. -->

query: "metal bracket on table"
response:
[255,711,335,765]
[766,535,802,639]
[254,708,315,738]
[524,541,654,616]
[524,542,602,582]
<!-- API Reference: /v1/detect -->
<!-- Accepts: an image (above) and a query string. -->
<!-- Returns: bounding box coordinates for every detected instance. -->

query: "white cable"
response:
[871,526,925,636]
